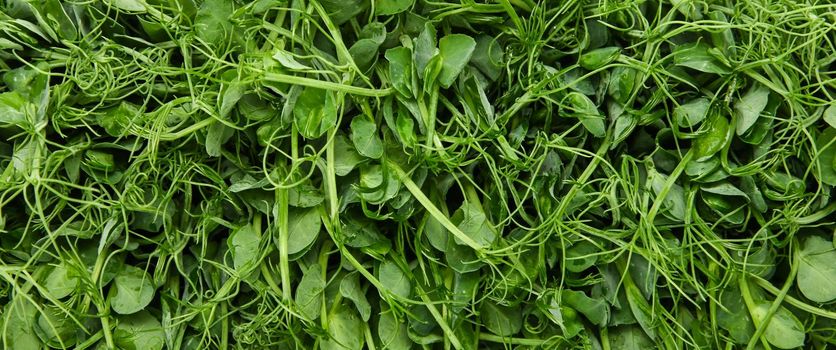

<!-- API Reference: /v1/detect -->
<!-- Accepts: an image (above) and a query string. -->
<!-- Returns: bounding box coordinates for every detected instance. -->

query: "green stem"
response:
[745,240,800,350]
[386,160,484,251]
[261,73,391,97]
[478,333,555,346]
[647,150,694,222]
[752,274,836,319]
[738,275,773,350]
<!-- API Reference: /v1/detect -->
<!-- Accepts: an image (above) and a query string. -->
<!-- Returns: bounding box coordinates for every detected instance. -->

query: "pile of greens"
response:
[1,0,835,348]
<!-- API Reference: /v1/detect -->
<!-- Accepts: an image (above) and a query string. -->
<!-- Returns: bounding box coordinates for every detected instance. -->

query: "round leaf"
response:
[481,301,521,337]
[797,235,836,303]
[287,207,321,257]
[109,266,156,315]
[113,311,165,350]
[752,302,805,349]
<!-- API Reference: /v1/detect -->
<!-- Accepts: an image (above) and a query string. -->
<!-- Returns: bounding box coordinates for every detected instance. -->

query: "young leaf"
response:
[194,0,233,46]
[413,23,437,75]
[797,235,836,303]
[333,134,364,176]
[751,302,805,349]
[113,311,165,350]
[693,114,730,161]
[294,87,337,139]
[287,207,321,257]
[454,202,497,248]
[2,297,41,350]
[481,301,521,337]
[438,34,476,88]
[814,128,836,186]
[375,0,413,16]
[609,325,654,350]
[824,103,836,129]
[109,266,156,315]
[735,83,770,135]
[295,264,325,321]
[228,224,260,273]
[350,116,384,159]
[42,263,78,299]
[673,42,731,74]
[564,92,606,137]
[339,273,372,321]
[579,47,621,70]
[378,309,411,349]
[385,47,414,97]
[34,306,78,348]
[321,303,365,350]
[674,97,710,128]
[378,260,411,299]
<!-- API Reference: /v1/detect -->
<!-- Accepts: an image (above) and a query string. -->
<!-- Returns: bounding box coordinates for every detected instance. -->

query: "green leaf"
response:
[608,66,637,104]
[378,260,411,299]
[674,97,710,128]
[295,87,338,139]
[349,38,383,71]
[425,213,448,252]
[565,241,598,273]
[700,182,749,199]
[824,103,836,129]
[438,34,476,88]
[0,91,28,128]
[626,282,656,340]
[718,282,755,344]
[609,325,654,350]
[109,266,156,315]
[751,302,805,349]
[333,134,364,176]
[34,305,78,348]
[375,0,414,16]
[194,0,233,46]
[318,0,368,25]
[339,273,371,322]
[815,128,836,186]
[2,297,41,350]
[321,303,365,350]
[564,92,606,137]
[272,49,311,70]
[470,35,503,81]
[359,164,400,204]
[219,73,245,118]
[797,235,836,303]
[735,83,770,135]
[385,47,414,97]
[673,42,731,74]
[113,311,165,350]
[350,117,384,159]
[108,0,149,12]
[228,224,260,273]
[378,309,411,350]
[693,114,730,161]
[454,202,497,248]
[562,290,609,326]
[288,183,325,208]
[413,23,437,76]
[287,207,321,257]
[42,263,78,299]
[648,166,687,221]
[579,47,621,70]
[98,102,139,137]
[481,301,521,337]
[295,264,325,321]
[205,121,234,157]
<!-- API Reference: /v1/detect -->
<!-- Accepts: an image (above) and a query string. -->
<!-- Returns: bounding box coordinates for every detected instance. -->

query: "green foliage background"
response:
[0,0,835,349]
